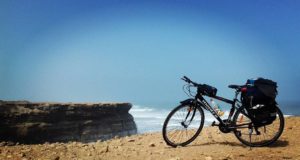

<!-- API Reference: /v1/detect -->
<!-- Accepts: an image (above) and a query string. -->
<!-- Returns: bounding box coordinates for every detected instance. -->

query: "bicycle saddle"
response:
[228,84,242,89]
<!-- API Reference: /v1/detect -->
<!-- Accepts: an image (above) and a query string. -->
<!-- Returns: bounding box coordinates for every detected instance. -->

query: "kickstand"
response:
[249,128,253,150]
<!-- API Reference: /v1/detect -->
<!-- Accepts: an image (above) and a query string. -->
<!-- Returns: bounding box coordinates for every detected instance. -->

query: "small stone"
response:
[53,156,60,160]
[23,148,32,152]
[96,140,102,143]
[105,145,109,152]
[55,146,62,150]
[225,154,234,160]
[282,156,292,159]
[6,141,15,146]
[267,155,273,158]
[149,143,155,147]
[128,139,135,142]
[19,153,26,157]
[117,146,123,151]
[0,142,6,146]
[205,156,213,160]
[82,144,88,147]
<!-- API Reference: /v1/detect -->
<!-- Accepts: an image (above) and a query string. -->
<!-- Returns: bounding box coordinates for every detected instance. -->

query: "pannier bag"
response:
[241,78,278,126]
[198,84,217,97]
[242,78,277,106]
[247,104,277,127]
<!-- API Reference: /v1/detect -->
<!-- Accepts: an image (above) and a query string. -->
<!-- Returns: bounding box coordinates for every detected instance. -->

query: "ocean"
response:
[130,104,231,133]
[129,101,299,133]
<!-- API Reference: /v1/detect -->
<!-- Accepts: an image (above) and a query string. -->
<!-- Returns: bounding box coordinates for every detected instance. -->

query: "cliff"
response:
[0,100,137,144]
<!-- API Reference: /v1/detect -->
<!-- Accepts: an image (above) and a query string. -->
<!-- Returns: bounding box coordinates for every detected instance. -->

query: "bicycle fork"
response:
[182,107,196,128]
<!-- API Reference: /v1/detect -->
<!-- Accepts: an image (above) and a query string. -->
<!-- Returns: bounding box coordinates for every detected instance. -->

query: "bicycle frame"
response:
[195,90,241,127]
[179,76,253,129]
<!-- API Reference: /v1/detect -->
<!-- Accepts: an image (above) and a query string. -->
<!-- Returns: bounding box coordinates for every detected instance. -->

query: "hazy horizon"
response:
[1,1,300,109]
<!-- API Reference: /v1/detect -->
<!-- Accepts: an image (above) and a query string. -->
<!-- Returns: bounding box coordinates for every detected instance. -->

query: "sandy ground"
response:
[0,116,299,160]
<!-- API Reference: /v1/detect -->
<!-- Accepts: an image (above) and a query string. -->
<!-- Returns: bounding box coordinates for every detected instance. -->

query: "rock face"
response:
[0,100,137,143]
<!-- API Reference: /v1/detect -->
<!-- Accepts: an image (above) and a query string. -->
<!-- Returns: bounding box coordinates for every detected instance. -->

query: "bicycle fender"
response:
[180,99,196,105]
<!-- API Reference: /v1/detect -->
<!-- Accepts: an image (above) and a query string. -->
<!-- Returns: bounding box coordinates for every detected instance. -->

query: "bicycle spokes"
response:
[162,104,204,147]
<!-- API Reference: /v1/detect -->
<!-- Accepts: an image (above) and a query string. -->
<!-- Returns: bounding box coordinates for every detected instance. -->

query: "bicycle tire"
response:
[233,106,284,147]
[162,103,205,147]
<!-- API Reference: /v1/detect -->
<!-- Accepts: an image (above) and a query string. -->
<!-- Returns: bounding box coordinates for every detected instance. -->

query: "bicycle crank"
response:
[219,119,233,133]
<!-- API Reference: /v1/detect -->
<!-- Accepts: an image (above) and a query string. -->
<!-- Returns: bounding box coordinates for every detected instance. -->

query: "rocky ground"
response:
[0,101,137,143]
[0,116,299,160]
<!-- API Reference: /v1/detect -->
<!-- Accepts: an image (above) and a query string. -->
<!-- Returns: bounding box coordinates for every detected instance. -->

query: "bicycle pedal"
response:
[211,121,219,126]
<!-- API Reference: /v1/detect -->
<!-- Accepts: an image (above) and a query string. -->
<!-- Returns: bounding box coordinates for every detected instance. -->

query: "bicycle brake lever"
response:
[181,76,189,82]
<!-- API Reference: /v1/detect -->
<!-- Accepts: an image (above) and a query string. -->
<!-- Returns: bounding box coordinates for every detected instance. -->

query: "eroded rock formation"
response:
[0,100,137,143]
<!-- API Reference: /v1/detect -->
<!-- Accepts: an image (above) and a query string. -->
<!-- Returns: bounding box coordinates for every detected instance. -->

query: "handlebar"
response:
[181,76,199,86]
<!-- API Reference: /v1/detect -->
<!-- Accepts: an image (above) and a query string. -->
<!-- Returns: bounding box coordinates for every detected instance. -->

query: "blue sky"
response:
[1,0,299,106]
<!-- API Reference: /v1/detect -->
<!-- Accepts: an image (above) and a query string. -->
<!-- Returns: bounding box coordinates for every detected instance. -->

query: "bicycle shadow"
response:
[183,139,289,148]
[268,140,289,148]
[188,141,248,148]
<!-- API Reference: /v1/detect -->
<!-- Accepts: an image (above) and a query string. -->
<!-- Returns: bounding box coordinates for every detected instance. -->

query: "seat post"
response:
[234,90,239,99]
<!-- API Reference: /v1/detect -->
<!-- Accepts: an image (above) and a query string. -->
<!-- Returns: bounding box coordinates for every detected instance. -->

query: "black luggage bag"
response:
[241,78,278,127]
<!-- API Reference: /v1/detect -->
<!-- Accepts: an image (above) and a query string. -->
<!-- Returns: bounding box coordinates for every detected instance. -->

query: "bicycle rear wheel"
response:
[162,103,204,147]
[233,106,284,147]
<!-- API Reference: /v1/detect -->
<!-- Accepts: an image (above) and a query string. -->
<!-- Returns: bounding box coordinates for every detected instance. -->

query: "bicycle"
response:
[162,76,284,147]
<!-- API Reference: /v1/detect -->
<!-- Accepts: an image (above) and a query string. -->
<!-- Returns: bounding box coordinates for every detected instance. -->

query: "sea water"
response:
[129,104,230,133]
[129,101,298,133]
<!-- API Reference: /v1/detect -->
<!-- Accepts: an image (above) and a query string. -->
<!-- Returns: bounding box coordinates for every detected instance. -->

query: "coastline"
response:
[0,101,137,143]
[1,116,299,160]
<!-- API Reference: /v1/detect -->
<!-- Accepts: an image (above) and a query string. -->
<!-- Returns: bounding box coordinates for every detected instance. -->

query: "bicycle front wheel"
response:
[162,103,204,147]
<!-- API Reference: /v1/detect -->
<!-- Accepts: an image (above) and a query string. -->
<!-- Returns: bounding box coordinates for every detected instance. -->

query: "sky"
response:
[1,0,300,107]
